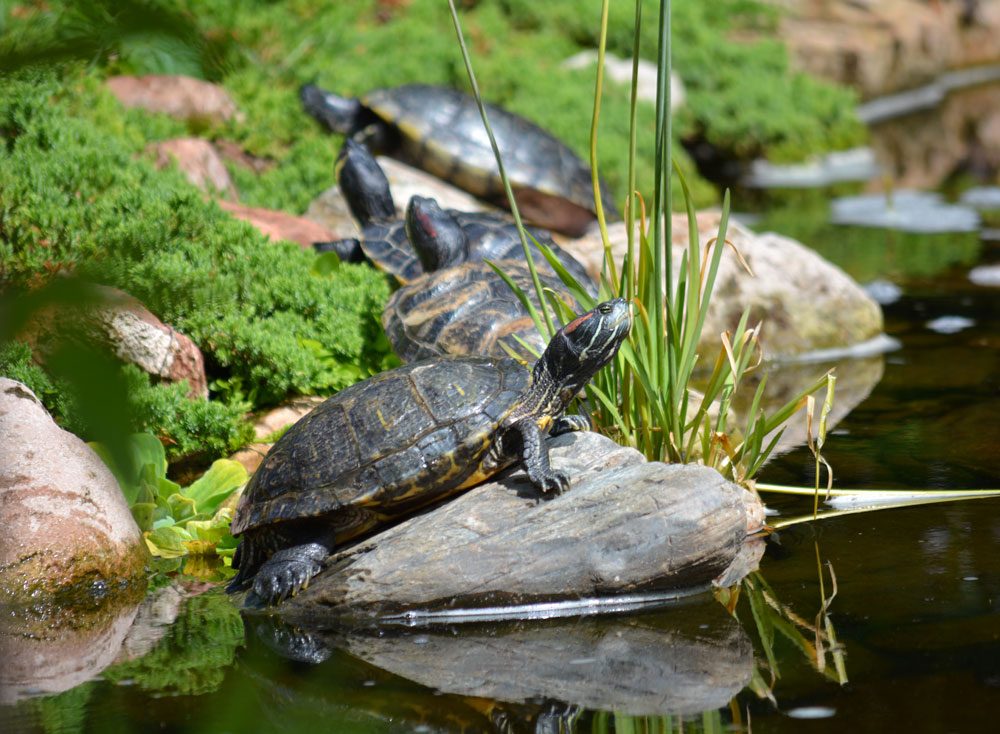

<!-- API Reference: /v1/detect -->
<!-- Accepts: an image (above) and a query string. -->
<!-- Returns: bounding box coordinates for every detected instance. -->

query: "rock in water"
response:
[275,431,755,620]
[0,379,149,604]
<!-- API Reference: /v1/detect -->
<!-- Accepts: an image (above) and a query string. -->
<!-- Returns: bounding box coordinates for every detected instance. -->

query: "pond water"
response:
[4,221,997,733]
[5,95,1000,734]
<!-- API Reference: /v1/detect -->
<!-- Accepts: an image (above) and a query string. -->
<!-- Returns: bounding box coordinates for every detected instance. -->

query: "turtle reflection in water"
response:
[228,299,632,605]
[301,82,619,236]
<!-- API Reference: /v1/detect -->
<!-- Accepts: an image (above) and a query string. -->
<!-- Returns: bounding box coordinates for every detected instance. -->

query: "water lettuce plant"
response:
[90,432,246,559]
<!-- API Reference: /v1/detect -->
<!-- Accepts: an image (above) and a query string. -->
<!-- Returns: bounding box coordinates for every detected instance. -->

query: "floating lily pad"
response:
[830,190,980,233]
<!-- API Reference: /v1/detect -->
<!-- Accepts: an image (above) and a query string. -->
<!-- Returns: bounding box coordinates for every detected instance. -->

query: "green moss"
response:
[1,66,392,459]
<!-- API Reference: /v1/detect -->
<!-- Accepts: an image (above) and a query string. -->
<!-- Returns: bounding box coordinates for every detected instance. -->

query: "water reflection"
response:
[246,597,752,720]
[0,595,142,705]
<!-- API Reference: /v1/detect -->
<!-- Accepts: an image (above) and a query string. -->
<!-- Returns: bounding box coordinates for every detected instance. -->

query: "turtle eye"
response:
[598,303,613,314]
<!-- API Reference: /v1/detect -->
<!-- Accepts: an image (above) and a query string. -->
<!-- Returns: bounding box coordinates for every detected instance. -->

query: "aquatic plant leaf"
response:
[144,526,190,558]
[185,517,233,547]
[130,501,157,532]
[311,250,341,276]
[182,459,248,513]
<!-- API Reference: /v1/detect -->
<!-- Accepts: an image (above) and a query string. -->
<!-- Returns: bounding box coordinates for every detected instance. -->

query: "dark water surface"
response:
[3,226,1000,733]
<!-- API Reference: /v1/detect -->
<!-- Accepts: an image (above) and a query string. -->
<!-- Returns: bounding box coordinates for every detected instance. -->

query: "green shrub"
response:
[1,67,393,413]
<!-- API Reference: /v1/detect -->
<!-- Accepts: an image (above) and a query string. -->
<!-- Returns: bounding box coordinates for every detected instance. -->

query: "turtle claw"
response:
[540,470,570,497]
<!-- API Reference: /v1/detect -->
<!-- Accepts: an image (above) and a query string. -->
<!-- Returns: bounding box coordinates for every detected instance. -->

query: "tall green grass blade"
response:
[446,0,554,336]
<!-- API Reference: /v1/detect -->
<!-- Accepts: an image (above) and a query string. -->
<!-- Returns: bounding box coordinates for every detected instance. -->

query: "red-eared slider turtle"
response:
[315,140,594,288]
[384,195,594,363]
[301,83,619,236]
[228,298,631,604]
[383,260,576,364]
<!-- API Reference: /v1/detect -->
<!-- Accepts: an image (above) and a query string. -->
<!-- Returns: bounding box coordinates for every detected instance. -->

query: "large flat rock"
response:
[271,431,756,621]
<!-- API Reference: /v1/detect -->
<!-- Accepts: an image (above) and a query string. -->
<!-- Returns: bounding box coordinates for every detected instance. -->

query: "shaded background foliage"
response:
[0,0,864,465]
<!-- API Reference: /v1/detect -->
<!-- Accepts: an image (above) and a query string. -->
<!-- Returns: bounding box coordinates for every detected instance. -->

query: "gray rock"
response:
[561,212,885,360]
[304,156,490,238]
[22,285,208,399]
[275,431,756,621]
[0,379,149,604]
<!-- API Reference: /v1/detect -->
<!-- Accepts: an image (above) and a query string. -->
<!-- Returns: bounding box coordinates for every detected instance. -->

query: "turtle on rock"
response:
[383,195,592,363]
[228,298,632,605]
[383,260,576,364]
[315,139,594,288]
[301,83,618,236]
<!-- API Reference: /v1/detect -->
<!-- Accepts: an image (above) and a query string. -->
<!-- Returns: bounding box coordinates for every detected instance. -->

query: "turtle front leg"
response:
[515,417,569,496]
[254,541,332,605]
[550,413,591,435]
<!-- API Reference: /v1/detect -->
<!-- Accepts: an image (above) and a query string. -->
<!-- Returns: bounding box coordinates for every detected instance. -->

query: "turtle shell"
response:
[356,220,424,284]
[361,85,619,236]
[231,357,531,543]
[382,260,578,364]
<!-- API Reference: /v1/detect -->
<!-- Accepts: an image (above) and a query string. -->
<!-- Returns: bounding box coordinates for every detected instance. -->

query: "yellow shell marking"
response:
[453,383,466,396]
[376,409,390,432]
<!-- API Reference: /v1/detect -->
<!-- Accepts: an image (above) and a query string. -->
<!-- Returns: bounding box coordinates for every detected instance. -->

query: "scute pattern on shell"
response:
[382,261,578,364]
[231,357,533,543]
[362,85,619,227]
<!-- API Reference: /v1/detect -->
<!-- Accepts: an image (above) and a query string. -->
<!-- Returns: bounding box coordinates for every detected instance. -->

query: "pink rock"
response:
[0,379,149,605]
[150,138,238,200]
[105,74,242,125]
[216,200,336,249]
[777,0,1000,99]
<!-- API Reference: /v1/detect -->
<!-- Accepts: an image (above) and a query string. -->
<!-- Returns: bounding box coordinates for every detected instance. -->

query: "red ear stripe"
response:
[417,211,439,237]
[563,311,594,334]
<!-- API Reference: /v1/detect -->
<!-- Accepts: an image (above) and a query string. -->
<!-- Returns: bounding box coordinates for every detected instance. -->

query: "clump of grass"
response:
[449,0,827,485]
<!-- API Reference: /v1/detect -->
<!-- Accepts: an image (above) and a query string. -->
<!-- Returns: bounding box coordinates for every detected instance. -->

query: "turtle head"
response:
[336,139,396,227]
[536,298,632,398]
[301,84,368,135]
[405,195,469,273]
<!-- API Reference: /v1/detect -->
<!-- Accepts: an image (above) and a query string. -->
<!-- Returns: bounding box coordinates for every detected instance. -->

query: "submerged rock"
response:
[969,264,1000,287]
[830,190,980,233]
[261,598,752,716]
[268,431,760,621]
[0,591,144,705]
[0,379,149,605]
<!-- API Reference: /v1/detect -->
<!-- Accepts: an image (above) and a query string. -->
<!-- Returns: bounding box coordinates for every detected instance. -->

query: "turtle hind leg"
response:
[253,541,331,606]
